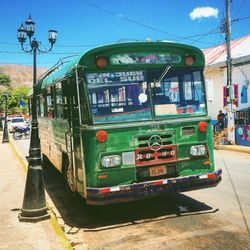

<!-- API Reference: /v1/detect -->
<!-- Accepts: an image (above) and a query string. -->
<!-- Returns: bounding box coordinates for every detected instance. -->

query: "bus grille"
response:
[134,132,176,167]
[134,145,177,167]
[137,134,174,148]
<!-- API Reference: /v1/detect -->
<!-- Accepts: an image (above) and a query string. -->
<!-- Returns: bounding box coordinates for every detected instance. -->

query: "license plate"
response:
[149,166,167,177]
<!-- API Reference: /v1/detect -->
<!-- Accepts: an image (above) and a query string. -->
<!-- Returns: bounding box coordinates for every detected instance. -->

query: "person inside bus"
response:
[154,87,170,104]
[217,110,226,131]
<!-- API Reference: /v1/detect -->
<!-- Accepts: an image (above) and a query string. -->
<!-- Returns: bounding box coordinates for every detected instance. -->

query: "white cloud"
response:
[190,7,219,20]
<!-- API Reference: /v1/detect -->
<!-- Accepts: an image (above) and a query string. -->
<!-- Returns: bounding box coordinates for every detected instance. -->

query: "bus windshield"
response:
[86,68,206,124]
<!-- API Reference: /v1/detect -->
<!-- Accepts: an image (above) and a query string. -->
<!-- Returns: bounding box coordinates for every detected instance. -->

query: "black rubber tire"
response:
[13,131,22,140]
[63,155,76,193]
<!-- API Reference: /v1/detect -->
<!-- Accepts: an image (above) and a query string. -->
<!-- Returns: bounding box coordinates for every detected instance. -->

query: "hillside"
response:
[0,64,47,88]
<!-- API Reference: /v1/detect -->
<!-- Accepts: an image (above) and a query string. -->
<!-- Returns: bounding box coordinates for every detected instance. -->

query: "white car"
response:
[8,117,28,132]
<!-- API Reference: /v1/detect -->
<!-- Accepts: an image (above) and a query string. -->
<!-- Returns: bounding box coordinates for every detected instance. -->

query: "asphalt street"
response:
[13,137,250,249]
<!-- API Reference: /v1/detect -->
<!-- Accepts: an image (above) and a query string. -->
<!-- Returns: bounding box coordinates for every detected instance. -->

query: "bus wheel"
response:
[63,154,76,193]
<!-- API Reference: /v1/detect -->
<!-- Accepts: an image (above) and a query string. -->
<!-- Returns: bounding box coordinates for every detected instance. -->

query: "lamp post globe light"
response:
[2,93,11,143]
[17,15,57,222]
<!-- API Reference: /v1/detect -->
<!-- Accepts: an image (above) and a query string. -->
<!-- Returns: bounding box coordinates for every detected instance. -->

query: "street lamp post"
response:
[17,15,57,222]
[0,101,3,131]
[2,93,11,143]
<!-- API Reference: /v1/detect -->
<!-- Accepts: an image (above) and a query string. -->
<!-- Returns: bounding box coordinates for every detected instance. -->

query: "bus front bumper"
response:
[86,169,222,205]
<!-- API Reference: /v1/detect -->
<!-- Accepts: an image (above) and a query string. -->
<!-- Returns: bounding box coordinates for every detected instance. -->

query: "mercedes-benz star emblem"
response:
[148,135,163,151]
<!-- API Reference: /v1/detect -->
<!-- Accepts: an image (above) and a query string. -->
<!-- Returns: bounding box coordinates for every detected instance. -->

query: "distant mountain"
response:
[0,64,47,88]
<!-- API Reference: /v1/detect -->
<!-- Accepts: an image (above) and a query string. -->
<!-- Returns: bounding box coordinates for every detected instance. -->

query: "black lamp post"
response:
[0,100,4,132]
[17,15,57,222]
[2,93,11,143]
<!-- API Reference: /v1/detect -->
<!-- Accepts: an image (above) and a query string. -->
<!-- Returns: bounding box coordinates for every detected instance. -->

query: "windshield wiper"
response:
[155,64,172,83]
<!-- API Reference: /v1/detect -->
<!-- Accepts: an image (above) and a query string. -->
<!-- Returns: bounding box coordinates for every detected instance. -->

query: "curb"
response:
[223,145,250,154]
[8,139,73,250]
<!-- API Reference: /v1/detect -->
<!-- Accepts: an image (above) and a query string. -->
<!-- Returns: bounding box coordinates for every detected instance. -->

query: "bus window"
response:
[182,74,193,101]
[61,81,68,119]
[39,95,45,117]
[37,96,41,117]
[55,82,64,119]
[151,69,206,117]
[86,70,152,123]
[46,87,53,118]
[193,71,205,102]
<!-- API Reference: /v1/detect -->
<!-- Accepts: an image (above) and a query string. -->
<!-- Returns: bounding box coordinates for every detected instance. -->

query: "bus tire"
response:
[62,153,76,193]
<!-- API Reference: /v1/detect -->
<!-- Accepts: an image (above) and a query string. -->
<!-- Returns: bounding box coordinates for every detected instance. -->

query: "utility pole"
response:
[225,0,235,144]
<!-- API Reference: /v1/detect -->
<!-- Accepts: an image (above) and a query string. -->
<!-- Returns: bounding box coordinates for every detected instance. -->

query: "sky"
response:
[0,0,250,68]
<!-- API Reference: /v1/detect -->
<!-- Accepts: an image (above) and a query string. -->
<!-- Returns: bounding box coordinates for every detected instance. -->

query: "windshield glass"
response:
[85,69,206,124]
[149,69,206,118]
[86,70,152,123]
[11,118,24,123]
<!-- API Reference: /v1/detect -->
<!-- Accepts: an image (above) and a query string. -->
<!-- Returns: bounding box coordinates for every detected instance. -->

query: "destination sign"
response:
[110,52,182,65]
[86,70,146,86]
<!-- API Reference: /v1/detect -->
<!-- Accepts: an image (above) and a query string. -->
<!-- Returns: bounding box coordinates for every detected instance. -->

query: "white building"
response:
[203,34,250,120]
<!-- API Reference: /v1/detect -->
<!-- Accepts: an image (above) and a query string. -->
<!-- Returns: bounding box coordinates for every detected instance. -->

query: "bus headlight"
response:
[101,155,121,167]
[190,145,207,156]
[190,146,198,156]
[199,146,207,155]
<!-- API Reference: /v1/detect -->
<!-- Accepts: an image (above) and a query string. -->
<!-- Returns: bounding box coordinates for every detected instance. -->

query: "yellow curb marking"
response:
[9,141,27,172]
[49,213,73,250]
[8,142,73,250]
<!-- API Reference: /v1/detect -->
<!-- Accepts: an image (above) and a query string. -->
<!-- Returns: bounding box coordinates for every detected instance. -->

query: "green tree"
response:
[0,74,11,87]
[0,86,30,115]
[9,86,30,114]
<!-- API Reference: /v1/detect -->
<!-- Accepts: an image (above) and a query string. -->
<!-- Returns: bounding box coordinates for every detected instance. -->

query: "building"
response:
[203,35,250,146]
[203,34,250,119]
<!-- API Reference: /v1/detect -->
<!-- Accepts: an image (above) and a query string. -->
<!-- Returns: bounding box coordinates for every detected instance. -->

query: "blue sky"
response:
[1,0,249,68]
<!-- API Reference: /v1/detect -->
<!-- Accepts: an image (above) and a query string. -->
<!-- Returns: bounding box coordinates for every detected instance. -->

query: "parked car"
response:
[8,117,28,132]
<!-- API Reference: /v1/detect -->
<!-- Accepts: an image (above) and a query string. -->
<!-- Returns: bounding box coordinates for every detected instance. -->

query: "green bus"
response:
[35,41,222,205]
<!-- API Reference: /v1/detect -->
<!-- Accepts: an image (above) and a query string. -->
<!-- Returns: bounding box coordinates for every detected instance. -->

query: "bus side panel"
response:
[39,118,69,172]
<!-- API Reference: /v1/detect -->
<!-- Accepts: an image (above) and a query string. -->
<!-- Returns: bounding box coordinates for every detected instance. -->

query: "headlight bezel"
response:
[101,155,122,168]
[190,145,207,157]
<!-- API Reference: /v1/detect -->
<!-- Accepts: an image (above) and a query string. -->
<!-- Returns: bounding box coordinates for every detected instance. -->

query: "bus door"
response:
[63,78,78,192]
[65,77,85,193]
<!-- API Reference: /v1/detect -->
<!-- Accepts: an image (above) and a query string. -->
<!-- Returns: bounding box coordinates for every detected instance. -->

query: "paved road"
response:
[14,138,250,249]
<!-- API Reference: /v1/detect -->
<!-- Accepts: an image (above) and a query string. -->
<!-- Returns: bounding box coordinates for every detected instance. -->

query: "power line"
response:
[78,0,219,45]
[0,61,57,65]
[232,16,250,22]
[0,41,99,48]
[235,0,247,17]
[0,50,80,55]
[0,26,223,51]
[178,26,221,44]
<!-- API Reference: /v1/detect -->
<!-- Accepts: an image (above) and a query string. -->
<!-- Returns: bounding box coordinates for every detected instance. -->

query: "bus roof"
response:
[41,41,205,90]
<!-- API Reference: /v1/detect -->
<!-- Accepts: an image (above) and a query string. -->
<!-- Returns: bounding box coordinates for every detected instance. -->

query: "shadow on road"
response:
[43,165,217,232]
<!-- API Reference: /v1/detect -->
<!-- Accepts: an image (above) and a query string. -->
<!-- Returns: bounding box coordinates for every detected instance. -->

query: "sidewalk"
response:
[0,133,72,250]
